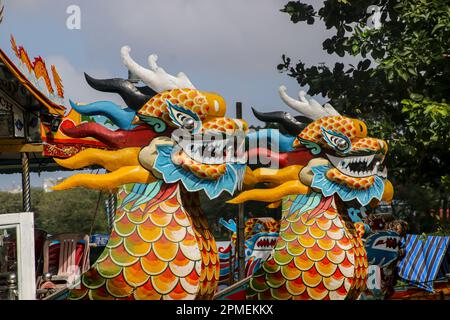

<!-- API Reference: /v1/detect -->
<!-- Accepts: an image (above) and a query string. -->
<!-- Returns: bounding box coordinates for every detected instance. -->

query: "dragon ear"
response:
[167,100,202,133]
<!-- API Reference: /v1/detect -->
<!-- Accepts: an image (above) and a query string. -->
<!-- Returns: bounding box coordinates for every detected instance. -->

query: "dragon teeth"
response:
[326,154,385,178]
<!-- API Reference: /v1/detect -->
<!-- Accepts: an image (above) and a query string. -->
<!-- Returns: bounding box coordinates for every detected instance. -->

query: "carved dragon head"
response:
[230,86,393,209]
[50,46,248,198]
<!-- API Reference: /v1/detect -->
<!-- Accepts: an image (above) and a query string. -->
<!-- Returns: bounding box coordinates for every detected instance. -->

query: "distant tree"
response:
[0,188,108,235]
[278,0,450,231]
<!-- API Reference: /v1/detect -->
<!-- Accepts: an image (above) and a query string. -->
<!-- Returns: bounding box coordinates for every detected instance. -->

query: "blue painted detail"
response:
[289,192,322,217]
[219,218,237,233]
[136,114,167,133]
[298,138,321,155]
[121,181,163,209]
[321,126,352,153]
[70,100,136,130]
[246,129,296,152]
[166,100,202,133]
[311,165,385,206]
[153,144,246,199]
[366,231,402,268]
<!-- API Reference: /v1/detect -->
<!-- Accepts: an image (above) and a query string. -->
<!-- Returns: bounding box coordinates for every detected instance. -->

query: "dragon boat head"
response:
[50,46,248,199]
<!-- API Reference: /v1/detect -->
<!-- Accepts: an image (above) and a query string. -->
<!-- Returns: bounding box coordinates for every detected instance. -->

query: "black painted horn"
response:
[252,108,311,136]
[84,73,157,111]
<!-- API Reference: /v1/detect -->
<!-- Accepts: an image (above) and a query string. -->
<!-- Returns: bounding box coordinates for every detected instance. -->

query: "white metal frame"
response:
[0,212,36,300]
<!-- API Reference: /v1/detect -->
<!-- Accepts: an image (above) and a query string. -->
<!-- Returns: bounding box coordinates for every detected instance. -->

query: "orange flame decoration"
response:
[10,35,64,99]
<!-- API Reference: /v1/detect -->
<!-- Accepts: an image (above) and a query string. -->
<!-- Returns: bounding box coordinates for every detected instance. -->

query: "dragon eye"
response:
[167,100,201,133]
[321,127,352,153]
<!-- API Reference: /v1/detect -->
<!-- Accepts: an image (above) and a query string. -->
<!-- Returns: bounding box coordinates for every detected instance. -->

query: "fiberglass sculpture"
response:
[229,86,394,300]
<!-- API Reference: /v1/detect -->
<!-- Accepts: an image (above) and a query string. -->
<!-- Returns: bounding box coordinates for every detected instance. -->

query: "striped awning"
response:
[398,234,450,292]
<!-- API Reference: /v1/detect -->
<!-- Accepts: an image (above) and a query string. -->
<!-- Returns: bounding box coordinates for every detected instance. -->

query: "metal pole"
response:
[235,102,246,280]
[21,152,31,212]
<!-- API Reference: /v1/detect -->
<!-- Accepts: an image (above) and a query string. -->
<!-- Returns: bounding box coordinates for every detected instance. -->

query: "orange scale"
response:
[149,207,174,227]
[306,245,326,262]
[80,268,106,289]
[250,274,268,292]
[164,221,187,243]
[201,248,211,266]
[281,260,302,280]
[96,255,123,279]
[338,258,355,279]
[323,271,344,292]
[326,245,346,264]
[178,276,199,295]
[123,232,152,257]
[316,216,332,231]
[133,280,162,300]
[114,214,136,237]
[281,226,298,242]
[266,271,286,288]
[273,248,294,266]
[68,286,88,300]
[302,264,323,288]
[87,286,115,300]
[300,215,316,226]
[151,268,179,295]
[209,251,218,265]
[153,235,179,262]
[105,272,134,298]
[141,250,168,275]
[270,284,292,300]
[167,282,191,300]
[137,219,163,243]
[106,230,123,249]
[306,282,329,300]
[317,235,336,251]
[263,258,281,274]
[173,209,191,227]
[127,209,147,225]
[309,223,327,239]
[315,257,338,278]
[286,239,306,257]
[293,252,315,271]
[327,223,344,240]
[298,232,316,248]
[123,261,150,287]
[328,284,349,300]
[286,276,306,296]
[110,243,139,267]
[290,220,308,235]
[323,209,338,220]
[206,263,216,281]
[336,236,353,251]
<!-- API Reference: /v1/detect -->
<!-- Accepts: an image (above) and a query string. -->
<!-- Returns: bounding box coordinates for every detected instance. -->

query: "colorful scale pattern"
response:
[326,168,375,190]
[295,116,387,190]
[246,194,368,300]
[172,149,227,180]
[68,182,219,300]
[138,88,248,133]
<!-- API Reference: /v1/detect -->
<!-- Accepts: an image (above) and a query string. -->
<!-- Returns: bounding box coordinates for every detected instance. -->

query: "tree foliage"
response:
[0,188,108,235]
[278,0,450,231]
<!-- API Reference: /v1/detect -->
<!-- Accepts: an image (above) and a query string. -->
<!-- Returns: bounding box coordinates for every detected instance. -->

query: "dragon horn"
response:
[84,73,156,111]
[121,46,196,93]
[252,108,310,136]
[278,85,340,120]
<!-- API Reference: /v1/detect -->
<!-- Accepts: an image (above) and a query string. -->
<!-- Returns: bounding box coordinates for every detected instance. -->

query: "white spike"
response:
[121,46,196,93]
[279,85,341,120]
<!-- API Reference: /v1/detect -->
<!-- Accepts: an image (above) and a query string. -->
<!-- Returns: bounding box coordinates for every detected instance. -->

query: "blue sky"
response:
[0,0,360,190]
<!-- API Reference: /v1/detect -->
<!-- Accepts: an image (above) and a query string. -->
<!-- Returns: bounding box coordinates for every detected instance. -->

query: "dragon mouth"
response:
[326,154,387,179]
[254,236,278,251]
[172,130,247,165]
